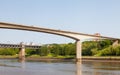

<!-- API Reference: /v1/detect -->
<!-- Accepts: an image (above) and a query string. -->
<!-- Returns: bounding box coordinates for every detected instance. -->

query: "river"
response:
[0,59,120,75]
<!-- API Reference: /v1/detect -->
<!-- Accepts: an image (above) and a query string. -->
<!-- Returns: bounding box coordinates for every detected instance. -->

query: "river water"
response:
[0,59,120,75]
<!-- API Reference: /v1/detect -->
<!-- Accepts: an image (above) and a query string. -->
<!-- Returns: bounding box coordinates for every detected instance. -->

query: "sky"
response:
[0,0,120,44]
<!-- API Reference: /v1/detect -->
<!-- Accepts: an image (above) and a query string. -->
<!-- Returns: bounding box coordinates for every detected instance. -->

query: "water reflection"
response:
[82,60,120,75]
[0,59,120,75]
[17,59,25,69]
[76,61,82,75]
[21,60,25,69]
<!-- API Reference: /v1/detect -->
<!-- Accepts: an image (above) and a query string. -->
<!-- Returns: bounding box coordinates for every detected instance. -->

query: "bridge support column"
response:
[19,43,25,61]
[76,40,82,62]
[112,40,119,47]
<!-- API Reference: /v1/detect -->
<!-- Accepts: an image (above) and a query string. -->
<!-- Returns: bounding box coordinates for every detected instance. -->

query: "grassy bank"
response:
[82,56,120,60]
[0,55,18,59]
[26,55,120,60]
[0,55,120,61]
[26,55,75,59]
[25,55,75,61]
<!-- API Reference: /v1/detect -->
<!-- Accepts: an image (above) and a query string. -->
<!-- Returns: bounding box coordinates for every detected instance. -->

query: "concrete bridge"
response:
[0,42,41,60]
[0,22,119,61]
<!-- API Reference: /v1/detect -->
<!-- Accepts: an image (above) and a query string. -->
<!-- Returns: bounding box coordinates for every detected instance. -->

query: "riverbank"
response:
[26,56,120,62]
[82,56,120,60]
[0,55,120,61]
[0,55,18,59]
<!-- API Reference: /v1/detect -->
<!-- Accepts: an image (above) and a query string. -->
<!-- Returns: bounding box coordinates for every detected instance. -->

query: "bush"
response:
[96,45,120,56]
[0,48,18,55]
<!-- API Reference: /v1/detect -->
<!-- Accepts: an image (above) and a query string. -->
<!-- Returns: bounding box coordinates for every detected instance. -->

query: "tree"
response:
[39,45,49,56]
[49,44,60,57]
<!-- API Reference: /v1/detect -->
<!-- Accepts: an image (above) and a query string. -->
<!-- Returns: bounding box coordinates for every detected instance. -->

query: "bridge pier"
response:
[112,40,119,47]
[19,43,25,61]
[76,40,82,62]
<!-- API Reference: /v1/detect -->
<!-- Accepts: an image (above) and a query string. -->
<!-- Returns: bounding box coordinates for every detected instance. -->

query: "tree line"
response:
[0,39,120,57]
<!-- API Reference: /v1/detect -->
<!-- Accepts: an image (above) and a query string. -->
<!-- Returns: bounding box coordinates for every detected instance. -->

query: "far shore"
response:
[0,55,120,62]
[26,56,120,62]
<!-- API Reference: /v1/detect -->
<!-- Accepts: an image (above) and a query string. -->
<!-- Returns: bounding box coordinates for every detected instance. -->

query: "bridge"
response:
[0,22,119,61]
[0,43,40,49]
[0,42,41,60]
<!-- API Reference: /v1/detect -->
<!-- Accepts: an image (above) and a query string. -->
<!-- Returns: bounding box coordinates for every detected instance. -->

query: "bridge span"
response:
[0,43,41,49]
[0,22,119,61]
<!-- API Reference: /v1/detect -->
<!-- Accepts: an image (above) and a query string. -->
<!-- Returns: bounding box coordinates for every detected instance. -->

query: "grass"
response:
[82,56,120,60]
[0,55,18,59]
[27,54,75,59]
[0,54,120,60]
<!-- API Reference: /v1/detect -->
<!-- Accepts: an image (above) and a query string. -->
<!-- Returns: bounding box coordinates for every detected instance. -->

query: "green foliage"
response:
[68,43,76,55]
[82,41,98,56]
[115,46,120,55]
[0,48,18,55]
[91,48,99,56]
[0,39,119,57]
[63,43,75,56]
[50,44,60,56]
[39,45,49,56]
[82,39,115,56]
[96,45,120,56]
[99,39,112,49]
[25,49,40,56]
[37,43,75,57]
